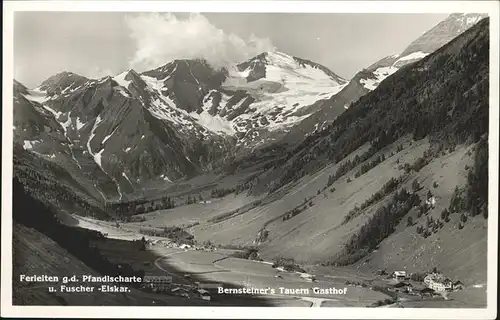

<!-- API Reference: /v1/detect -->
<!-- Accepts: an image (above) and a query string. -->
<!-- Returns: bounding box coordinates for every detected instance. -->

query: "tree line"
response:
[334,188,421,266]
[109,196,176,217]
[342,177,403,225]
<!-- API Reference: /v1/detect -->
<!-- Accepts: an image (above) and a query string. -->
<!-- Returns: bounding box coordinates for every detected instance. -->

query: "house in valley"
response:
[424,273,454,292]
[143,275,172,292]
[392,271,407,281]
[419,287,436,297]
[394,282,413,293]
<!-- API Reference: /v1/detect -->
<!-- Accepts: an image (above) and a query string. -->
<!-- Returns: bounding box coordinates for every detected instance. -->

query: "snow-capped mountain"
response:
[358,13,488,91]
[281,12,488,140]
[13,51,346,199]
[13,13,486,199]
[138,52,346,146]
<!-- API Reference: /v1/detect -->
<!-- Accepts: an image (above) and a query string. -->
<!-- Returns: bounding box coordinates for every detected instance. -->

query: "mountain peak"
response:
[14,79,27,89]
[13,79,29,96]
[399,12,488,58]
[265,51,293,59]
[112,69,145,89]
[235,51,346,85]
[242,51,295,66]
[115,68,141,78]
[37,71,88,95]
[448,12,488,20]
[355,12,487,92]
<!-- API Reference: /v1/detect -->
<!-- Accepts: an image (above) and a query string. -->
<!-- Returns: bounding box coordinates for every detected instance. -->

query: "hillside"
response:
[122,18,489,288]
[12,177,189,305]
[279,12,487,141]
[258,17,489,272]
[264,17,488,278]
[266,17,488,194]
[12,224,209,306]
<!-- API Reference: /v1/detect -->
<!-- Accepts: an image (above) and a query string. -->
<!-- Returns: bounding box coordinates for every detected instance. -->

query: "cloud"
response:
[124,13,275,71]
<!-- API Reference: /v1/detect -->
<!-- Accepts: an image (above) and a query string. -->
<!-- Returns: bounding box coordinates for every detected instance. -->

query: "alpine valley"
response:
[12,13,490,308]
[14,51,348,200]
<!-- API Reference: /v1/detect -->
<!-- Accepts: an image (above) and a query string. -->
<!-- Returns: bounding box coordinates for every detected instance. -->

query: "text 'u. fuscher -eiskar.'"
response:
[218,287,348,295]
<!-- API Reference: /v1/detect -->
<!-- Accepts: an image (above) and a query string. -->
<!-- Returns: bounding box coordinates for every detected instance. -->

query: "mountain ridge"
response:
[14,51,345,199]
[279,13,488,141]
[13,14,487,200]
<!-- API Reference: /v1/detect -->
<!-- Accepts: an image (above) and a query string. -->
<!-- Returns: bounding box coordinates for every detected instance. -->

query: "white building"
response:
[424,273,453,292]
[393,271,407,280]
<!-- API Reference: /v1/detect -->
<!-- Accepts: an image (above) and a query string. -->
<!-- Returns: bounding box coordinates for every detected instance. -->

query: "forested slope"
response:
[266,18,489,198]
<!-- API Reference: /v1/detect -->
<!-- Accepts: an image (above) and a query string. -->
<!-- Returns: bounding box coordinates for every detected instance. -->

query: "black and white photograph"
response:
[2,1,498,319]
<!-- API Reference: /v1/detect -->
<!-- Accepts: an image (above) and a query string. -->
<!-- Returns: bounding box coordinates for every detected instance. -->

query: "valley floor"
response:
[57,217,388,307]
[69,136,487,308]
[45,213,486,308]
[13,137,488,308]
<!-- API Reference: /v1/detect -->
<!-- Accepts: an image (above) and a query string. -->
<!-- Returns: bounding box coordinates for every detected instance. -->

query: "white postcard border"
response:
[2,1,498,319]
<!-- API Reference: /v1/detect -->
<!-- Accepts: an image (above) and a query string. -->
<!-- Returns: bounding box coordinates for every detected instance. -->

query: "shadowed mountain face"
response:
[14,73,222,201]
[38,71,90,96]
[280,13,488,143]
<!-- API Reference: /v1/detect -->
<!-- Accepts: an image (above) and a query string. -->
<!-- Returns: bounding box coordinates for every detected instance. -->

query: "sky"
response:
[14,12,449,88]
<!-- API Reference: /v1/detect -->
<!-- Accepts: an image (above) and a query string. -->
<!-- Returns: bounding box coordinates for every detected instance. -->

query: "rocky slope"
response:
[140,51,347,149]
[281,12,488,141]
[359,13,488,90]
[13,52,346,199]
